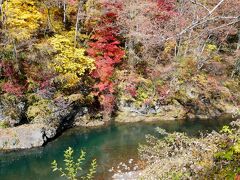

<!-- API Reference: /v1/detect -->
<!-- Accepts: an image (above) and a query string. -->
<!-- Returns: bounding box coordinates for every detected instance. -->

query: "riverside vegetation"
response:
[51,119,240,180]
[137,119,240,179]
[0,0,240,179]
[51,147,97,180]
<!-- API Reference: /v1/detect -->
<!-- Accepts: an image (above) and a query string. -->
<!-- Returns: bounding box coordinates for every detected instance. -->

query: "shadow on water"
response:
[0,117,234,180]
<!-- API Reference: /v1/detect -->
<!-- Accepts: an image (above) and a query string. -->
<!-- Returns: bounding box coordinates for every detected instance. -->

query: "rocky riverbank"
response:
[115,98,239,123]
[0,106,239,151]
[0,85,239,150]
[0,93,105,150]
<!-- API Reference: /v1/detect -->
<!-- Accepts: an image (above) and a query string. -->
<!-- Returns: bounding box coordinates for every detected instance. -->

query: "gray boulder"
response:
[0,124,47,150]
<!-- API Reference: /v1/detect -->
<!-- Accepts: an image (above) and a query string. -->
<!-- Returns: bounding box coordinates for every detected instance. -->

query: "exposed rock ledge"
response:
[115,98,240,123]
[0,124,52,150]
[0,93,238,151]
[0,119,105,151]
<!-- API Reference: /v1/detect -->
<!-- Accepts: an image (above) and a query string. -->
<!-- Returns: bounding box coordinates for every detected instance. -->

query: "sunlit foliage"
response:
[2,0,42,41]
[49,32,95,88]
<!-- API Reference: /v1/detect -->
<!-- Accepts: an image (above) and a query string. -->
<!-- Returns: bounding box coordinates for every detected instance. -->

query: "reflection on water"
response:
[0,117,233,180]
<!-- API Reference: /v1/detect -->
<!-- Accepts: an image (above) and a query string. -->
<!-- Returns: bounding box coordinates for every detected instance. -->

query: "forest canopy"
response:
[0,0,239,123]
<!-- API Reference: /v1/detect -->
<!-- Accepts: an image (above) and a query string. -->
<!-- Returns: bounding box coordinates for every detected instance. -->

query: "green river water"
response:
[0,118,232,180]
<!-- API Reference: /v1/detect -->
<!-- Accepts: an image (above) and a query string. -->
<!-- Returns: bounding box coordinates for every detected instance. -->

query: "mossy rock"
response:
[0,94,25,127]
[27,93,43,106]
[27,99,57,123]
[0,120,10,129]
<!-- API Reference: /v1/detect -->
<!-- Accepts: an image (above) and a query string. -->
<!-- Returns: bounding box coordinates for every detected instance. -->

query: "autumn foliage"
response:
[0,0,239,119]
[87,1,125,115]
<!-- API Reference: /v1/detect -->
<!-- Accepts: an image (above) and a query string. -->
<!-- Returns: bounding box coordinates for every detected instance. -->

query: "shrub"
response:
[51,147,97,180]
[138,120,240,179]
[0,121,10,129]
[232,58,240,77]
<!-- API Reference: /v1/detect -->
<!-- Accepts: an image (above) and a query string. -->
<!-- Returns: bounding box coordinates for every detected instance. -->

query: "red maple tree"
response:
[87,1,125,116]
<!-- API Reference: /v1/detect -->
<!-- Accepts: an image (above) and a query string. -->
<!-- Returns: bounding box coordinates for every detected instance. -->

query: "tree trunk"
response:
[74,2,83,47]
[63,0,67,28]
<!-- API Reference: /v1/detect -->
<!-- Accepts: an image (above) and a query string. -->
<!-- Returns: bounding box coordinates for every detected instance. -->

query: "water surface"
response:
[0,118,232,180]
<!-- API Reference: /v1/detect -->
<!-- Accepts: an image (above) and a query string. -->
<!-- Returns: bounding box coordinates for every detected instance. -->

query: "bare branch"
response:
[208,0,225,15]
[190,0,210,13]
[209,19,240,31]
[177,16,239,38]
[74,3,82,47]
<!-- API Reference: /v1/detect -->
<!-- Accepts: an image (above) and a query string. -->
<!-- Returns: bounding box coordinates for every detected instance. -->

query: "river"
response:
[0,118,232,180]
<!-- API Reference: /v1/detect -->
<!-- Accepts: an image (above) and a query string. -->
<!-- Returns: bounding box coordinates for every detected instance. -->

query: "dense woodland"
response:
[0,0,240,122]
[0,0,240,179]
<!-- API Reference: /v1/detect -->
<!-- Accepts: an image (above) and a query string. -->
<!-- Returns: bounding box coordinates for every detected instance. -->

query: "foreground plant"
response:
[138,120,240,179]
[51,147,97,180]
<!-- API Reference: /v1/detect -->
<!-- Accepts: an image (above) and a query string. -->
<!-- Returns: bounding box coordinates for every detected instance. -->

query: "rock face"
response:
[26,95,86,138]
[0,124,47,150]
[74,112,105,127]
[0,95,26,127]
[0,88,238,151]
[115,99,187,123]
[0,93,107,150]
[115,80,240,123]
